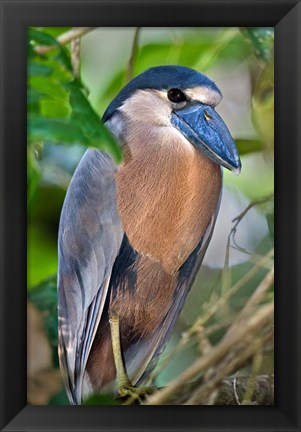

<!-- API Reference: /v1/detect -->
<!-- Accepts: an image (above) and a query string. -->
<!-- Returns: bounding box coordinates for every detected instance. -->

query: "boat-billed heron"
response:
[58,65,241,405]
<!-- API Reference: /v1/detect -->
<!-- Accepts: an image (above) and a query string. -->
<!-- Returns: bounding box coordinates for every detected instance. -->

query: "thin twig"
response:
[192,248,274,332]
[35,27,95,54]
[233,373,241,405]
[126,28,140,83]
[229,194,274,254]
[243,349,263,404]
[71,32,81,79]
[227,267,274,334]
[241,267,274,311]
[148,314,237,384]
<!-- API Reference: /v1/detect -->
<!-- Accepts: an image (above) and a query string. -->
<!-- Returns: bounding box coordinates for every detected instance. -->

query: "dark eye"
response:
[167,88,186,103]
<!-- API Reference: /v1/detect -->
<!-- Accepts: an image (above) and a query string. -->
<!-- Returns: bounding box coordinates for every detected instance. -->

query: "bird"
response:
[57,65,241,405]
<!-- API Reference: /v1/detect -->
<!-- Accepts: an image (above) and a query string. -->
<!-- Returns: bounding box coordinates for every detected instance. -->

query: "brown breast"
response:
[116,133,221,275]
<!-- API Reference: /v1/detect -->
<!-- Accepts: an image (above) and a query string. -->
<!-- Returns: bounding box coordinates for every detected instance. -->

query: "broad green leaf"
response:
[29,57,73,83]
[28,28,72,72]
[28,29,121,162]
[40,99,71,118]
[29,75,70,101]
[28,62,54,77]
[68,81,122,161]
[28,88,44,110]
[28,116,91,145]
[29,28,59,47]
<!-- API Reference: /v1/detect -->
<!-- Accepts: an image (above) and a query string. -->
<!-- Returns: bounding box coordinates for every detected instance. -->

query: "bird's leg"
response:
[109,314,131,388]
[109,313,156,405]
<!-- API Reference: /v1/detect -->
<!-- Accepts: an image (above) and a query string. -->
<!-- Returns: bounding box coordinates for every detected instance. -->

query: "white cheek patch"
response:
[119,89,171,127]
[185,86,222,106]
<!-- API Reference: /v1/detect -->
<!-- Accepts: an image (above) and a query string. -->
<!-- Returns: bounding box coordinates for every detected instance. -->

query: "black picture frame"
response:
[0,0,300,431]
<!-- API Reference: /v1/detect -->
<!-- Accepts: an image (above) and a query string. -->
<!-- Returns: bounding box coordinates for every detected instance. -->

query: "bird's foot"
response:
[118,384,157,405]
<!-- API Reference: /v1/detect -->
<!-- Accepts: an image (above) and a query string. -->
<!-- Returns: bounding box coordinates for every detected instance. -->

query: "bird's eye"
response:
[167,88,186,103]
[204,110,212,121]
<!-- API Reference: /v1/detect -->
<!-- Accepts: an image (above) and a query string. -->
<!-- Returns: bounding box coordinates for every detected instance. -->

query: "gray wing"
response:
[57,149,123,404]
[127,190,222,386]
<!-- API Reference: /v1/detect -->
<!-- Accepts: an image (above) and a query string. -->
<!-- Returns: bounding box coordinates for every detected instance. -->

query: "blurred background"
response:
[27,27,274,404]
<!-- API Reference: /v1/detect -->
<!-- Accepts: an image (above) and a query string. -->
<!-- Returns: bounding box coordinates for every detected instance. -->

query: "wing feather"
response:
[57,149,123,404]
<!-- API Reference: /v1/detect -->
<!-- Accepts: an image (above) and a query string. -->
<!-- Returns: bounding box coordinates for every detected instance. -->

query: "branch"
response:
[168,371,274,405]
[148,249,274,385]
[183,327,273,404]
[227,267,274,335]
[35,27,96,54]
[145,303,273,405]
[71,32,81,79]
[126,28,140,83]
[191,249,274,334]
[229,194,274,255]
[215,374,274,405]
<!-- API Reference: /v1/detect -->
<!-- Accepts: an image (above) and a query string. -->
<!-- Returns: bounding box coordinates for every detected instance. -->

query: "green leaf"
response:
[68,81,122,161]
[235,139,264,156]
[28,116,90,145]
[29,75,70,101]
[40,99,71,118]
[28,28,59,47]
[28,88,44,110]
[84,394,120,405]
[28,62,54,76]
[28,28,72,72]
[28,30,121,161]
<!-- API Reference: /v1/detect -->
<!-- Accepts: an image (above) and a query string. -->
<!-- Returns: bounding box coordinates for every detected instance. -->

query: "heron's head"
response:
[103,65,241,174]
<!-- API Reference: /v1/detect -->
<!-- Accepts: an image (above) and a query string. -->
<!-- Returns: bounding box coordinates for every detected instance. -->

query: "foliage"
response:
[27,28,121,213]
[27,27,274,405]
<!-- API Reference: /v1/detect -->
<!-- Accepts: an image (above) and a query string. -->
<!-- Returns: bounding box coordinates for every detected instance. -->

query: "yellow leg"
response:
[109,313,157,405]
[109,314,131,388]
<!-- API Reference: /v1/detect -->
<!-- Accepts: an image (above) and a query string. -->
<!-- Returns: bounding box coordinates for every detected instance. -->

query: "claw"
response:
[118,385,157,405]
